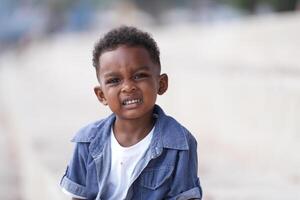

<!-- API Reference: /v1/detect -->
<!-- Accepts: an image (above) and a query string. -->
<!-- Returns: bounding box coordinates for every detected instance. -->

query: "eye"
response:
[133,73,148,80]
[105,78,120,85]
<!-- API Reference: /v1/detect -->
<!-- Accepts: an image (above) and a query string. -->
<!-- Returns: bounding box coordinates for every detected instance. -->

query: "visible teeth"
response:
[123,99,141,105]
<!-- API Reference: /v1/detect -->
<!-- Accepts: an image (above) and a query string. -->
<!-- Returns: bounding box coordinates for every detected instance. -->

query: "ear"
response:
[158,73,168,95]
[94,86,108,106]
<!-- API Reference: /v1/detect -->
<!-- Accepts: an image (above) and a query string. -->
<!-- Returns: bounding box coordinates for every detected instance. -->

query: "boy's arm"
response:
[60,143,89,199]
[167,134,202,200]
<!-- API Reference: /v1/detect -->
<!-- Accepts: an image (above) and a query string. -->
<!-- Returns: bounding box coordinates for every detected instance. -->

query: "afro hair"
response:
[92,26,161,72]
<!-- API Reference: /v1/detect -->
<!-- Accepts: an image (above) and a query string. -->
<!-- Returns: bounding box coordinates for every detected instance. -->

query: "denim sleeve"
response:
[167,134,202,200]
[60,142,89,198]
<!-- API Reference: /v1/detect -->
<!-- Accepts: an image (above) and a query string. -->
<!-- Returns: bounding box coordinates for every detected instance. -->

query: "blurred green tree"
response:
[220,0,298,13]
[268,0,299,11]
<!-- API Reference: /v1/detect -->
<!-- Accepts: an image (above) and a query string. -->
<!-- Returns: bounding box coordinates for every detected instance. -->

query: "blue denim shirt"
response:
[60,105,202,200]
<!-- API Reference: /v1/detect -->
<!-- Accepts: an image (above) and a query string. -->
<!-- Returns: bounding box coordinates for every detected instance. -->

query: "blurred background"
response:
[0,0,300,199]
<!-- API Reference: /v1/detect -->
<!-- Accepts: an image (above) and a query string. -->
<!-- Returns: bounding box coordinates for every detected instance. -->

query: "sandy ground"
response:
[1,12,300,200]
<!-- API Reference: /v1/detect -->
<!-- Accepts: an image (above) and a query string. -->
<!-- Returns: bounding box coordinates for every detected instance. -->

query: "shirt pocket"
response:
[140,166,174,190]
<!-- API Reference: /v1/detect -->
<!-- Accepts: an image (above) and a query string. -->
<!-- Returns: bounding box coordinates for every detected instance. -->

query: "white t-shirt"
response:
[104,127,154,200]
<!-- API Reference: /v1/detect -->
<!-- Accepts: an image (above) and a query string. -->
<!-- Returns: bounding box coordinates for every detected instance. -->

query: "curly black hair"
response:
[92,26,161,72]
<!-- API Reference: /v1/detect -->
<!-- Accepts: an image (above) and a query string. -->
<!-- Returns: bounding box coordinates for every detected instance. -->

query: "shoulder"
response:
[71,114,115,143]
[164,116,197,146]
[71,119,104,143]
[154,105,197,150]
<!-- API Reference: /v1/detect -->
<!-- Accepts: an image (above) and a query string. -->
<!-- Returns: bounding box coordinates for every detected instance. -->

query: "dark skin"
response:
[72,46,197,199]
[94,45,168,147]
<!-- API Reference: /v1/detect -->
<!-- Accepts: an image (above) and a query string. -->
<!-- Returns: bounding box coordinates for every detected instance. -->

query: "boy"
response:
[60,26,202,200]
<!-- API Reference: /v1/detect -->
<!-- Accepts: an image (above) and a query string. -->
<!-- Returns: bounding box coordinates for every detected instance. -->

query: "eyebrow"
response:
[102,65,152,78]
[134,65,152,72]
[102,72,119,78]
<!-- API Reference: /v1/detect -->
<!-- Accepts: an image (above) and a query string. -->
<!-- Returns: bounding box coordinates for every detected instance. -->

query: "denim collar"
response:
[72,105,189,159]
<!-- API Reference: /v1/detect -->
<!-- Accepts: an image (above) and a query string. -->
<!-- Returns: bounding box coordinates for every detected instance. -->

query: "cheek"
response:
[142,84,159,99]
[142,79,159,90]
[104,89,119,101]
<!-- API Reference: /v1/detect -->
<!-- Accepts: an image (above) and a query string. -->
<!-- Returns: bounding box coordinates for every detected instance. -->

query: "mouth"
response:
[122,98,142,106]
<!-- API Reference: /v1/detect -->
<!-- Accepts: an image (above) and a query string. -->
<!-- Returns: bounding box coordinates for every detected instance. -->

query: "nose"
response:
[121,79,136,93]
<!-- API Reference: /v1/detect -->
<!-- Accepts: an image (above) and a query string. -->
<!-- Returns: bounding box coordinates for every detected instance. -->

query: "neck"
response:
[113,111,154,147]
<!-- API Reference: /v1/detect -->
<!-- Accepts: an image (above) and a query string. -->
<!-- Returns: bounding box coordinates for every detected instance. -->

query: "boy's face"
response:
[94,45,168,120]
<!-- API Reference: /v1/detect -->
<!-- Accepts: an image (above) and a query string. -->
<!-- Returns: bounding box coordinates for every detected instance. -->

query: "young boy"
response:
[60,26,202,200]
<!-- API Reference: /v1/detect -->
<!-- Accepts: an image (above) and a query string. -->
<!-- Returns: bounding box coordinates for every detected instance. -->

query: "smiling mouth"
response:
[122,98,142,105]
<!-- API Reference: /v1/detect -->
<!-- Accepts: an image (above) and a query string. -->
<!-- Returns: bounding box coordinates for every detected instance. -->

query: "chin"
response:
[119,108,152,120]
[118,113,144,120]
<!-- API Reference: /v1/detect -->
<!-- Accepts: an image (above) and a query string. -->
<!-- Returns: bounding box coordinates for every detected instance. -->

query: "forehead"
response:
[98,45,159,74]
